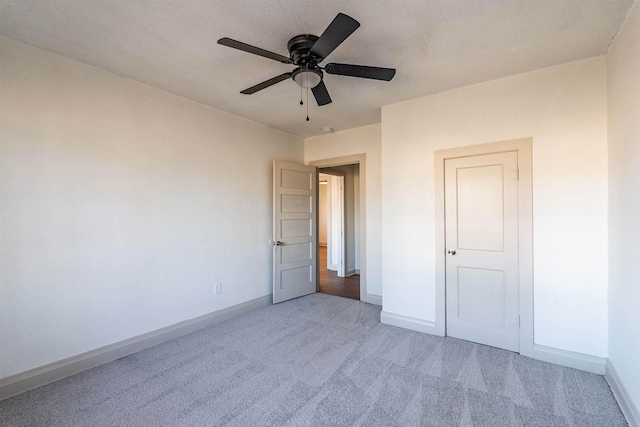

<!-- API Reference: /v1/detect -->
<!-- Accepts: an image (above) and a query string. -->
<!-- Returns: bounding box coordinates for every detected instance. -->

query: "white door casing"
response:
[445,152,520,352]
[434,138,533,357]
[310,154,368,304]
[272,161,317,304]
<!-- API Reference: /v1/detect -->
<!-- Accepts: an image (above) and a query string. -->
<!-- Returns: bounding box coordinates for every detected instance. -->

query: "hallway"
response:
[318,246,360,300]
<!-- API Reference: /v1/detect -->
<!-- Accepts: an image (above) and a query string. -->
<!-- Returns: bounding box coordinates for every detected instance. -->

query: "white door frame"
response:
[320,170,346,277]
[434,138,533,357]
[310,154,367,302]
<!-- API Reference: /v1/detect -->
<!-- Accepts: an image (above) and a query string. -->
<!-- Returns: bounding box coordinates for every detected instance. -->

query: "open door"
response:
[272,160,317,304]
[328,174,346,277]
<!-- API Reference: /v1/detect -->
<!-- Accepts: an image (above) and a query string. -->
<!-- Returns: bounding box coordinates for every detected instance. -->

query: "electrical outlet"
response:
[214,282,222,295]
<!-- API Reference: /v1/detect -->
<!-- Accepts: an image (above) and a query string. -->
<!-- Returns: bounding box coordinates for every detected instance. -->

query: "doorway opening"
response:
[318,165,360,300]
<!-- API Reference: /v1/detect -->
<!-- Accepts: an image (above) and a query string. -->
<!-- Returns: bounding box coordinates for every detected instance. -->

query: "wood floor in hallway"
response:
[318,246,360,300]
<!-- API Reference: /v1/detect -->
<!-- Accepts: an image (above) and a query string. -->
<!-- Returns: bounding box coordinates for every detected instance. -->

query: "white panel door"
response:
[273,161,317,304]
[328,175,345,277]
[445,152,520,352]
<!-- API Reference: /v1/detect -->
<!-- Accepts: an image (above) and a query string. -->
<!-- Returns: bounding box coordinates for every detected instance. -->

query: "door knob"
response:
[271,240,284,247]
[448,249,456,255]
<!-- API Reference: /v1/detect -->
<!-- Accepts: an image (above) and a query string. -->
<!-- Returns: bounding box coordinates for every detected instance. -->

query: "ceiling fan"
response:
[217,13,396,108]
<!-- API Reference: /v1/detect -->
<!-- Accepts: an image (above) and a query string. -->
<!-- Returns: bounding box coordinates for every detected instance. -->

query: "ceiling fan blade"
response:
[311,81,332,106]
[324,63,396,81]
[218,38,292,64]
[240,73,292,94]
[310,13,360,61]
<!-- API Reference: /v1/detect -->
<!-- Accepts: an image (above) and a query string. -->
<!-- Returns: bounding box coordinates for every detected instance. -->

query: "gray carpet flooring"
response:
[0,293,627,426]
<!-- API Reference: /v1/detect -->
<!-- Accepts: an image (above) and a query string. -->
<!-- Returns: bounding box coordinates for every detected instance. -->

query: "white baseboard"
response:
[0,294,272,401]
[606,359,640,427]
[355,269,360,274]
[346,269,357,277]
[363,294,382,306]
[380,311,441,335]
[531,344,606,374]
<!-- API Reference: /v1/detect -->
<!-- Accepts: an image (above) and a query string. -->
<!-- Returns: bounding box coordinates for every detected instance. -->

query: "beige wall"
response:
[0,37,303,379]
[607,0,640,413]
[305,124,382,297]
[381,57,609,357]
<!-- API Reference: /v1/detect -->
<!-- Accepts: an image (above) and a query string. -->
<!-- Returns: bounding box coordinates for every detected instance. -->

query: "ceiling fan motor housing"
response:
[287,34,320,65]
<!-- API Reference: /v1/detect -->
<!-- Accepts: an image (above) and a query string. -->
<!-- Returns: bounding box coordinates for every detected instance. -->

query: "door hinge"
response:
[518,315,521,327]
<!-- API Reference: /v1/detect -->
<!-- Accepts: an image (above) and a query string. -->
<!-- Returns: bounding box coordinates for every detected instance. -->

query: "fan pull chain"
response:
[305,64,310,121]
[306,87,309,121]
[300,83,303,105]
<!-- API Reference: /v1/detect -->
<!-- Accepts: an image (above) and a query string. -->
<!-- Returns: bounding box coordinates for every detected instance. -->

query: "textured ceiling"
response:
[0,0,634,138]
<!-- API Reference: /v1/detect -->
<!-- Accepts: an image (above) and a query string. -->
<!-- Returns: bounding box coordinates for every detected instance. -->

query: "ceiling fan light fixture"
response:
[292,68,322,89]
